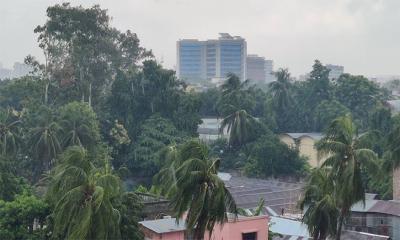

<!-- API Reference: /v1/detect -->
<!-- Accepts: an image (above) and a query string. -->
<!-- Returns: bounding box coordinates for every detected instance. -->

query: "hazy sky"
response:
[1,0,399,76]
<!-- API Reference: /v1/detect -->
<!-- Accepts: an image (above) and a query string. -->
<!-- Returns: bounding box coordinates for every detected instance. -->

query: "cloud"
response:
[0,0,399,76]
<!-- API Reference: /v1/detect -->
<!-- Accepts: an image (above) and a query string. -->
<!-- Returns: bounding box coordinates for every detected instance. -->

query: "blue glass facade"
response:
[177,34,246,82]
[178,42,203,80]
[220,42,243,78]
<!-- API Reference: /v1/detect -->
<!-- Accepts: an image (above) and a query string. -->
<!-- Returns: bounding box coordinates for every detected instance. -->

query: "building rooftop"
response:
[139,218,186,234]
[351,198,400,217]
[282,133,324,141]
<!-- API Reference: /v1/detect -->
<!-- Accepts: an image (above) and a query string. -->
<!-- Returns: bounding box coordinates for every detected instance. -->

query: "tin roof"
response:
[139,218,186,234]
[282,133,324,141]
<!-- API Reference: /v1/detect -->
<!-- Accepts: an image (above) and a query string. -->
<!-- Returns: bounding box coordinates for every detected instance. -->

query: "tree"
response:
[314,100,350,131]
[317,115,378,239]
[26,106,61,176]
[156,140,237,239]
[244,132,309,178]
[268,68,293,132]
[130,115,183,176]
[220,109,257,147]
[34,3,150,107]
[0,156,25,201]
[47,146,122,240]
[0,193,49,240]
[58,102,100,149]
[0,108,21,156]
[217,73,255,116]
[335,74,383,129]
[300,168,338,240]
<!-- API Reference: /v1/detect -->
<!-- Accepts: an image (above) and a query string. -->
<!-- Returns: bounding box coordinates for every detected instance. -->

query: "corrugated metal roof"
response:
[139,218,186,233]
[283,133,324,141]
[269,216,309,238]
[368,200,400,217]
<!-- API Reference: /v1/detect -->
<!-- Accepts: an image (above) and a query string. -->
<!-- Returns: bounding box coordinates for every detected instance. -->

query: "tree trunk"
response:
[336,213,345,240]
[88,82,92,107]
[393,166,400,201]
[45,82,49,105]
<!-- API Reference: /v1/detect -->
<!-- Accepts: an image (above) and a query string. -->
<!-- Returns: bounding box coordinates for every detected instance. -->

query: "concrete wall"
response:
[205,215,268,240]
[279,134,325,168]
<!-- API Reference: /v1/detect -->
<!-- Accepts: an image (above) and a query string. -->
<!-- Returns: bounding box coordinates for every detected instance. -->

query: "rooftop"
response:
[139,218,186,234]
[281,133,324,141]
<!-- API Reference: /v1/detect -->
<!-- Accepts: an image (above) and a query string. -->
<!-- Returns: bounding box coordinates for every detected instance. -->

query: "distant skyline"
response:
[1,0,400,77]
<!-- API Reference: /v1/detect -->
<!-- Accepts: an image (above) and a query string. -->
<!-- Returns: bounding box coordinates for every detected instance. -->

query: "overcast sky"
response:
[1,0,399,76]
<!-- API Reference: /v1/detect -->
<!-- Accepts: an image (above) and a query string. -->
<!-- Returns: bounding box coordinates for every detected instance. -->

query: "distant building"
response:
[0,62,32,80]
[279,133,326,168]
[140,215,268,240]
[246,54,266,84]
[264,59,275,83]
[177,33,247,83]
[326,64,344,80]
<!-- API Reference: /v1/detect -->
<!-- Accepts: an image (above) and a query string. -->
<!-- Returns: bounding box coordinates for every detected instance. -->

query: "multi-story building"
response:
[246,54,266,84]
[177,33,247,83]
[264,59,275,83]
[326,64,344,80]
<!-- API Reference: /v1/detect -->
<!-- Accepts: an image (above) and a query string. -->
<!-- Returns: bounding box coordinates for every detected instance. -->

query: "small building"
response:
[139,215,268,240]
[346,196,400,239]
[278,133,325,168]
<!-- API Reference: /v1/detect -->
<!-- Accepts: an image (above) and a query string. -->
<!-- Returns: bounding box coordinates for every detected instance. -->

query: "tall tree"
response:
[0,108,20,156]
[58,102,100,149]
[269,68,293,132]
[317,115,378,239]
[156,140,237,239]
[47,146,122,240]
[220,109,257,147]
[300,168,338,240]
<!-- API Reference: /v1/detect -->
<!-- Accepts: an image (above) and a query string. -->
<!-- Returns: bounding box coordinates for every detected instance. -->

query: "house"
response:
[279,133,325,168]
[346,196,400,239]
[139,214,268,240]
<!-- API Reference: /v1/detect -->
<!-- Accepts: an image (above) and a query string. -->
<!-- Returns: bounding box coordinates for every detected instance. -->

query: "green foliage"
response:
[244,133,309,178]
[0,193,49,240]
[155,140,237,239]
[129,115,184,176]
[47,146,123,240]
[314,100,350,131]
[300,168,338,240]
[58,101,100,149]
[335,74,383,129]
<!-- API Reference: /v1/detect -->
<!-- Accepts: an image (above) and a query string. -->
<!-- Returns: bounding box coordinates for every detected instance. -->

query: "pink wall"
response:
[205,215,268,240]
[141,215,268,240]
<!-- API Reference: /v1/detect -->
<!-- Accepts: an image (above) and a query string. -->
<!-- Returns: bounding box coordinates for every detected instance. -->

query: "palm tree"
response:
[269,68,292,111]
[28,107,62,175]
[220,109,256,147]
[218,73,251,116]
[58,102,100,149]
[387,121,400,200]
[269,68,292,131]
[156,140,237,239]
[47,146,122,240]
[300,168,338,240]
[317,115,378,240]
[0,108,20,156]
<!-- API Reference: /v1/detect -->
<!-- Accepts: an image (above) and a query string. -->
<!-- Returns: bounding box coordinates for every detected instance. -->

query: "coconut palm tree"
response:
[300,168,338,240]
[387,121,400,200]
[269,68,292,111]
[268,68,292,131]
[317,115,378,240]
[156,140,237,240]
[218,73,252,116]
[28,107,62,175]
[220,109,256,147]
[47,146,122,240]
[0,108,21,156]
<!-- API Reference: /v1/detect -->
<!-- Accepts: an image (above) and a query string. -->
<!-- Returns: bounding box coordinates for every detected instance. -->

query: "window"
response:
[242,232,257,240]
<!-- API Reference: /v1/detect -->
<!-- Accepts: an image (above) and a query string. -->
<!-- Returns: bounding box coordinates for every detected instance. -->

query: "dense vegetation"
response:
[0,2,399,240]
